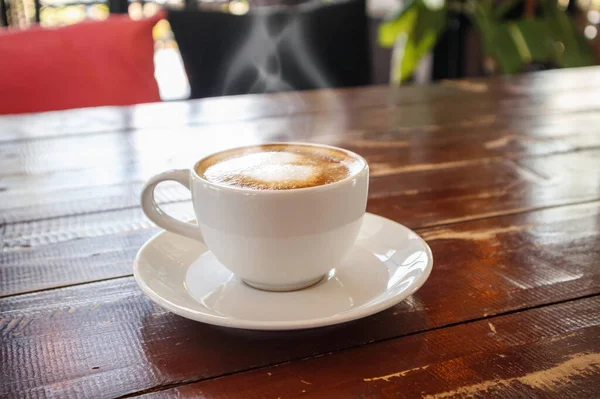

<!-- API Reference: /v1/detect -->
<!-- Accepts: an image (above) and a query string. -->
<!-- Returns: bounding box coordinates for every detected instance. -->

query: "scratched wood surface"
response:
[1,67,600,398]
[142,296,600,399]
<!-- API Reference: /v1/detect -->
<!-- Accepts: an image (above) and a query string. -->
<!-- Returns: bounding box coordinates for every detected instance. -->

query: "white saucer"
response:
[134,213,433,330]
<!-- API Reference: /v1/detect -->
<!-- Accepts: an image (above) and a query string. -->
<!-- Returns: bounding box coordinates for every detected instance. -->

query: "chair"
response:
[168,0,370,99]
[0,14,162,115]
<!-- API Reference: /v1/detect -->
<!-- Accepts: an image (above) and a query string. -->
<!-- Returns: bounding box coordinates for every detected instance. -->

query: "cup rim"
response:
[192,142,369,194]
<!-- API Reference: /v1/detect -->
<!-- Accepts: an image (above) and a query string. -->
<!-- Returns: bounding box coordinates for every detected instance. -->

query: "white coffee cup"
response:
[141,142,369,291]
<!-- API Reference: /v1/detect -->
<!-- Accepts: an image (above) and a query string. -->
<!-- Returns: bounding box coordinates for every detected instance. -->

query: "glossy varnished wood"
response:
[0,72,599,228]
[1,67,600,398]
[0,66,598,142]
[1,87,599,180]
[1,202,599,397]
[146,296,600,399]
[2,149,600,296]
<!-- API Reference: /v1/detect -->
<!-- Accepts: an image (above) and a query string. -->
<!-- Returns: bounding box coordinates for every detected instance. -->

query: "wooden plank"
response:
[2,149,599,251]
[0,230,155,297]
[145,296,600,399]
[0,202,193,251]
[0,85,388,142]
[435,65,600,96]
[2,68,599,399]
[0,182,188,225]
[369,148,600,227]
[0,66,598,143]
[1,86,599,180]
[1,201,599,397]
[1,104,599,224]
[2,142,599,296]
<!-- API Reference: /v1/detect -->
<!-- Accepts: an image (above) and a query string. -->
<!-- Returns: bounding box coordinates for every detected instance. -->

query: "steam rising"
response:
[221,8,348,141]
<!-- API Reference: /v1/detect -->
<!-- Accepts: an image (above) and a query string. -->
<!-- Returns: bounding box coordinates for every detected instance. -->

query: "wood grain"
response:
[0,84,598,227]
[2,67,600,398]
[143,295,600,399]
[1,66,598,143]
[369,149,600,227]
[1,201,599,397]
[0,230,156,297]
[2,149,599,251]
[1,87,599,180]
[1,98,599,193]
[2,106,600,185]
[1,146,599,296]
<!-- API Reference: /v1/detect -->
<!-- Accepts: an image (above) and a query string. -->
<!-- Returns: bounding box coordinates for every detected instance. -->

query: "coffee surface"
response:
[197,144,363,190]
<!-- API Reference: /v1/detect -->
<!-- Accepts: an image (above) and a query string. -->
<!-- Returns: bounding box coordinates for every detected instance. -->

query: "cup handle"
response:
[141,169,204,242]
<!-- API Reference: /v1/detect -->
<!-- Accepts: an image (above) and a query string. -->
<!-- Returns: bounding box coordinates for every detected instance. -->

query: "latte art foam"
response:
[197,144,363,190]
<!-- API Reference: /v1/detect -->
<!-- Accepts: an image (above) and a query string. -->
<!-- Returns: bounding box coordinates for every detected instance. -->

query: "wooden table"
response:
[1,67,600,398]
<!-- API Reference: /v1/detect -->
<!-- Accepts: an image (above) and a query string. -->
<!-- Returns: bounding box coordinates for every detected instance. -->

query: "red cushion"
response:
[0,14,163,115]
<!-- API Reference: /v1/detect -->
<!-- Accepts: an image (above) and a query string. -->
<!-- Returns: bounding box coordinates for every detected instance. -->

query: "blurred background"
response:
[1,0,599,105]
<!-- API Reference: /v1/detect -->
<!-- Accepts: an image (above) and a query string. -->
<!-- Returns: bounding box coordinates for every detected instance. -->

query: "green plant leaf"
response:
[381,0,594,80]
[477,18,556,75]
[471,0,593,75]
[478,22,525,74]
[541,0,595,68]
[378,1,419,48]
[379,0,447,83]
[510,18,554,63]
